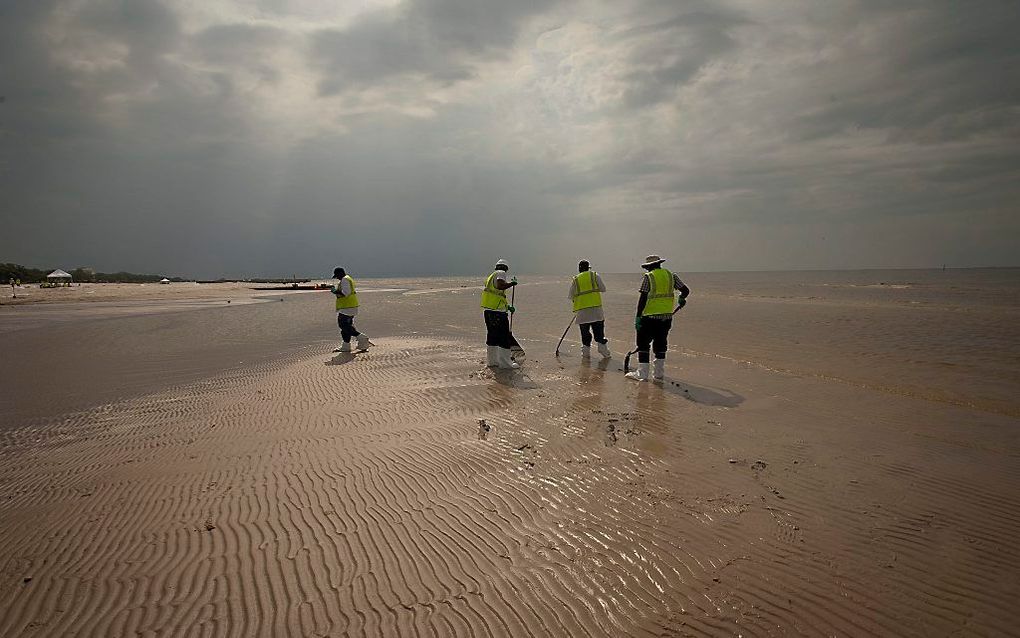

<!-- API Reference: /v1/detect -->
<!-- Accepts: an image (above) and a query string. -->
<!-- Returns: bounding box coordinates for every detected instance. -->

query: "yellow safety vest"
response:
[642,268,674,316]
[572,271,603,312]
[334,275,359,310]
[480,272,508,311]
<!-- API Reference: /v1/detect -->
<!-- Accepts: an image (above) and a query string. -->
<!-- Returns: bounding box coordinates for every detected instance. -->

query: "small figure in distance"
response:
[331,267,373,353]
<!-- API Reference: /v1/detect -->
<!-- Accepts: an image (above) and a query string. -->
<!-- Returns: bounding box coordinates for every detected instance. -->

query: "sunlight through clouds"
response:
[1,0,1017,275]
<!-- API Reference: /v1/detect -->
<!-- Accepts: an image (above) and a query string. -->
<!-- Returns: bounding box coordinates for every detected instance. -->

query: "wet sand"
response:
[1,272,1018,636]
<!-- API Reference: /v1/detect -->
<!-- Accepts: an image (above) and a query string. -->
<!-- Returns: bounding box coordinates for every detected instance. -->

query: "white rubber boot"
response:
[597,342,612,359]
[356,334,374,350]
[497,347,520,369]
[334,342,352,353]
[486,345,499,367]
[625,362,649,381]
[581,345,591,358]
[653,358,665,381]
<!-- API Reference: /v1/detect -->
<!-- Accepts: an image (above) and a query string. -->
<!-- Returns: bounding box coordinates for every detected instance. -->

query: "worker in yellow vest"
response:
[332,267,373,353]
[626,255,690,382]
[480,259,520,369]
[568,260,611,359]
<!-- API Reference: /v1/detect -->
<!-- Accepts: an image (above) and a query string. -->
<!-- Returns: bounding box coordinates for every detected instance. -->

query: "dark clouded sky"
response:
[1,0,1018,277]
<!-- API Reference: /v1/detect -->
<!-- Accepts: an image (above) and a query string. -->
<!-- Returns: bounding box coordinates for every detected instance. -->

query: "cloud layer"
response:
[1,0,1017,276]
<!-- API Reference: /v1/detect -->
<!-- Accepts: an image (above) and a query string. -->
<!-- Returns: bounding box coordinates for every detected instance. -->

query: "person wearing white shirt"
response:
[331,267,372,353]
[567,260,611,359]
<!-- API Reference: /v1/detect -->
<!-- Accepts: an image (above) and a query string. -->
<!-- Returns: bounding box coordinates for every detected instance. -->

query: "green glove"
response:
[508,305,516,314]
[511,276,518,284]
[634,316,642,330]
[676,296,686,310]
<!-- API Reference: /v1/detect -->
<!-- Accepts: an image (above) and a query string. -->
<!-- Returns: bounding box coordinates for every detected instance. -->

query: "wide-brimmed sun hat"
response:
[494,258,509,269]
[642,254,666,267]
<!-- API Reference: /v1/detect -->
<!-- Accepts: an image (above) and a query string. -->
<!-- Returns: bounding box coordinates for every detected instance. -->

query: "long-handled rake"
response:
[554,315,576,356]
[508,281,526,359]
[509,284,516,331]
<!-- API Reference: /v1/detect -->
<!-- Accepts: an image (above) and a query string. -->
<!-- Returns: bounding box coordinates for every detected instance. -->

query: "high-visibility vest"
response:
[480,271,508,311]
[641,268,674,316]
[335,275,359,310]
[572,271,603,312]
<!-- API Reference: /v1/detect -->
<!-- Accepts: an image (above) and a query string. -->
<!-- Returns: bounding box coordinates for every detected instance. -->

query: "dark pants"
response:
[337,313,360,343]
[484,310,517,349]
[636,316,671,363]
[579,320,607,347]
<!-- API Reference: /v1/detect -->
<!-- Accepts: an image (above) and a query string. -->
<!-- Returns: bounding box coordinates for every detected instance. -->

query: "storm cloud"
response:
[1,0,1017,276]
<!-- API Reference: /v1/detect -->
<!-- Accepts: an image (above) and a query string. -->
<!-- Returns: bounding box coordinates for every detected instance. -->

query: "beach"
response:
[1,270,1018,636]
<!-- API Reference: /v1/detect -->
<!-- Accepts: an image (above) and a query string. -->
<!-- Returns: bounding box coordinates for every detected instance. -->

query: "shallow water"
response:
[665,268,1020,416]
[379,268,1020,417]
[2,268,1018,425]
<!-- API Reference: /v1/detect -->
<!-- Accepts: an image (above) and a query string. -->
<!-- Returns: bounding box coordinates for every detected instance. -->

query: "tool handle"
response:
[555,315,575,355]
[509,285,516,330]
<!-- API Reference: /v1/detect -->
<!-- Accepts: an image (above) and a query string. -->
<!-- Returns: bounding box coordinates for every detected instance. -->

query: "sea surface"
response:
[2,268,1018,425]
[663,268,1020,417]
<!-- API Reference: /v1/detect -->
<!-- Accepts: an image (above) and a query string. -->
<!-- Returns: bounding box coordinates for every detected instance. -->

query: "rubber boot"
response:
[356,334,374,350]
[498,347,520,369]
[486,345,499,367]
[597,342,611,359]
[334,342,352,353]
[625,362,649,382]
[653,358,665,381]
[581,345,591,358]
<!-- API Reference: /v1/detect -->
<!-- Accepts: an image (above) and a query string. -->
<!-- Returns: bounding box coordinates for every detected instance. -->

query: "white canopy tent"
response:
[47,269,72,281]
[159,278,171,284]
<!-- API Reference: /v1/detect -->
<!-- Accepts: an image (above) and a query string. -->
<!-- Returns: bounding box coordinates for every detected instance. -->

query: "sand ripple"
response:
[1,336,1017,636]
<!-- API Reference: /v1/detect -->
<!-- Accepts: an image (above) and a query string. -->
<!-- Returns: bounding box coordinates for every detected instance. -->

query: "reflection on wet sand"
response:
[1,272,1018,636]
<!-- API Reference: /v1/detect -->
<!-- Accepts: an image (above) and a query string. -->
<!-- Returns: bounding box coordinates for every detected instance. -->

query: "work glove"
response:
[634,316,642,330]
[511,277,518,285]
[507,305,516,314]
[676,296,686,310]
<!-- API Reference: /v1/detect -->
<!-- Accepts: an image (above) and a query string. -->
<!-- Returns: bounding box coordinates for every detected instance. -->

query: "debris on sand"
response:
[605,423,618,447]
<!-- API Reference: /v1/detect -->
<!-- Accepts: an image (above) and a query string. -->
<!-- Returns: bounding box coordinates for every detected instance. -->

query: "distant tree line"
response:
[1,263,188,284]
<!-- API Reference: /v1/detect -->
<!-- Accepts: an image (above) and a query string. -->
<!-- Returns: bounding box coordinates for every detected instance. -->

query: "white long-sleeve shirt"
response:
[567,271,607,325]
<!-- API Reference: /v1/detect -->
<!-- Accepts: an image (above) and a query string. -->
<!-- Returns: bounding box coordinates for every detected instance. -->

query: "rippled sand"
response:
[1,271,1018,636]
